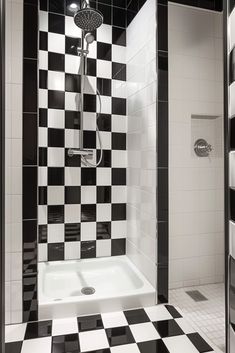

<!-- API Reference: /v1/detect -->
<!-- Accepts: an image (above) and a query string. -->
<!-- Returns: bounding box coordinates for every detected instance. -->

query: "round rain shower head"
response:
[74,7,103,31]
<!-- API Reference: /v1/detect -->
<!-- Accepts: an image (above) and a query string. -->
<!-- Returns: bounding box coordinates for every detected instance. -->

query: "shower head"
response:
[74,3,103,32]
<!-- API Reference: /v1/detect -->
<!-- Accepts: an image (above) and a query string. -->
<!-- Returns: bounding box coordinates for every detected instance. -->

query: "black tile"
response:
[97,3,111,25]
[65,73,81,92]
[112,97,126,115]
[112,27,126,47]
[158,101,168,168]
[124,309,150,325]
[48,167,64,185]
[83,130,96,149]
[23,274,38,322]
[40,0,48,10]
[65,186,81,204]
[23,59,37,112]
[77,314,103,332]
[81,240,96,258]
[23,167,37,219]
[112,132,126,150]
[39,186,47,205]
[23,220,37,274]
[158,4,168,52]
[112,7,126,28]
[112,204,126,221]
[40,31,48,51]
[48,52,65,72]
[97,114,111,131]
[65,36,82,55]
[198,0,216,10]
[157,221,168,266]
[23,114,37,165]
[112,63,126,81]
[65,111,80,129]
[105,326,134,347]
[24,320,52,340]
[65,223,80,241]
[231,118,235,146]
[39,147,47,166]
[157,262,168,304]
[39,108,48,127]
[97,186,111,203]
[39,224,48,243]
[158,168,168,222]
[49,13,65,34]
[127,0,138,12]
[48,128,65,148]
[84,94,97,113]
[48,243,65,261]
[24,4,38,58]
[97,150,112,167]
[111,238,126,256]
[165,305,182,319]
[6,342,22,353]
[52,334,81,353]
[65,148,81,167]
[112,168,126,185]
[97,78,112,96]
[97,222,111,239]
[97,42,112,61]
[81,204,96,222]
[49,0,65,14]
[153,320,184,338]
[138,340,169,353]
[158,51,168,102]
[230,0,235,12]
[66,0,80,16]
[39,69,48,89]
[187,333,213,352]
[126,10,136,26]
[81,168,96,185]
[87,58,97,77]
[48,90,65,110]
[48,205,65,223]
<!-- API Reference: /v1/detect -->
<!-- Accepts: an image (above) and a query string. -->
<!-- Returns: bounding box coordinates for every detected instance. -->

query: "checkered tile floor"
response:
[5,305,216,353]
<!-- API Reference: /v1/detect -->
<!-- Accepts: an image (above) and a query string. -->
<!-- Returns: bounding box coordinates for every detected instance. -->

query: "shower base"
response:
[38,255,156,320]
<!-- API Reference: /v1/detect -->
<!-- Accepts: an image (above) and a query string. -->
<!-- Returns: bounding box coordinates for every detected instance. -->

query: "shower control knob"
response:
[194,138,213,157]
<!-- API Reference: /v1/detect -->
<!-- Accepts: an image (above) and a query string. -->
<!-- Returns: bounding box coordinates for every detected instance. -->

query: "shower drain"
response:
[81,287,96,295]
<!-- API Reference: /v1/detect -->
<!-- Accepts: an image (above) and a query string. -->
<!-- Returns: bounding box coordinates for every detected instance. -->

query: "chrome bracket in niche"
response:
[194,138,213,157]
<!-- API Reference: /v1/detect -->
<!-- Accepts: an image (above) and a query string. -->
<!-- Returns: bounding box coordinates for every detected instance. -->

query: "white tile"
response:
[65,204,80,223]
[11,281,22,312]
[65,92,80,111]
[48,224,64,243]
[79,330,109,352]
[48,147,65,167]
[97,204,111,222]
[47,186,64,205]
[65,16,81,37]
[39,50,48,70]
[97,60,111,79]
[102,311,128,328]
[112,150,127,168]
[65,54,80,74]
[112,45,126,64]
[97,131,111,149]
[65,128,80,148]
[175,318,195,334]
[81,186,96,204]
[111,221,126,239]
[21,337,52,353]
[39,89,48,109]
[145,305,172,322]
[163,335,199,353]
[99,96,111,114]
[83,112,96,131]
[38,243,48,262]
[11,252,22,280]
[97,168,111,186]
[11,138,22,167]
[97,24,112,43]
[5,323,26,342]
[65,242,81,260]
[48,33,65,54]
[52,317,78,336]
[38,167,47,186]
[39,11,48,31]
[110,344,140,353]
[130,322,160,343]
[84,76,96,95]
[81,222,96,241]
[96,239,111,257]
[65,167,81,186]
[38,127,48,147]
[112,115,127,133]
[48,71,65,91]
[38,205,48,225]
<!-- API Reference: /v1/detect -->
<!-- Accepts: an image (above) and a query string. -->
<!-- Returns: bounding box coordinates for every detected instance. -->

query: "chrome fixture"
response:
[194,138,213,157]
[69,1,104,167]
[74,0,103,31]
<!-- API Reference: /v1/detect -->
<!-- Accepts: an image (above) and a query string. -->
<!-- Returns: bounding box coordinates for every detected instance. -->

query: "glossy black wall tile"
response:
[23,274,38,322]
[170,0,222,11]
[23,59,37,112]
[24,4,38,58]
[23,114,38,165]
[23,220,38,275]
[23,167,37,219]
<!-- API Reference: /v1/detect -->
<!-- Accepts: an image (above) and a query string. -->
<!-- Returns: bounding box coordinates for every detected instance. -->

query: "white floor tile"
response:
[110,343,140,353]
[79,329,109,352]
[144,305,172,322]
[52,317,78,336]
[163,335,199,353]
[130,322,160,342]
[21,337,52,353]
[5,323,27,342]
[102,311,128,328]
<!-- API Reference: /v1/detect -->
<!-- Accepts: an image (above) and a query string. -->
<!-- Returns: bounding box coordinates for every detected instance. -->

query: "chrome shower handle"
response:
[194,139,213,157]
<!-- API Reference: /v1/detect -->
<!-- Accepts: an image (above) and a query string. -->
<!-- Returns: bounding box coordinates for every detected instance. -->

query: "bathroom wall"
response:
[126,0,157,288]
[38,0,128,262]
[169,3,224,288]
[5,0,23,324]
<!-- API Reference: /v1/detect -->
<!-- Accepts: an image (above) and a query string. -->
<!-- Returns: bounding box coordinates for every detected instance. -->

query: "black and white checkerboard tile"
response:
[38,3,127,262]
[5,305,215,353]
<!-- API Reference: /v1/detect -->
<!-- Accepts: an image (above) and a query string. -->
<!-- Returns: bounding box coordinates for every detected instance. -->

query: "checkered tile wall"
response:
[38,0,127,262]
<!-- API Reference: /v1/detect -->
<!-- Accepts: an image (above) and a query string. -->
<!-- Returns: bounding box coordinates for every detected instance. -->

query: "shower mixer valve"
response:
[194,138,213,157]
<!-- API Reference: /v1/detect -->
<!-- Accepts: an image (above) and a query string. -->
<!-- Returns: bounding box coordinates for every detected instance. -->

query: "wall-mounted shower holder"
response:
[194,139,213,157]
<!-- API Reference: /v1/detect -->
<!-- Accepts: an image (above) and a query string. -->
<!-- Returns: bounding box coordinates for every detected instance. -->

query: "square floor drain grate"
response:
[185,290,208,302]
